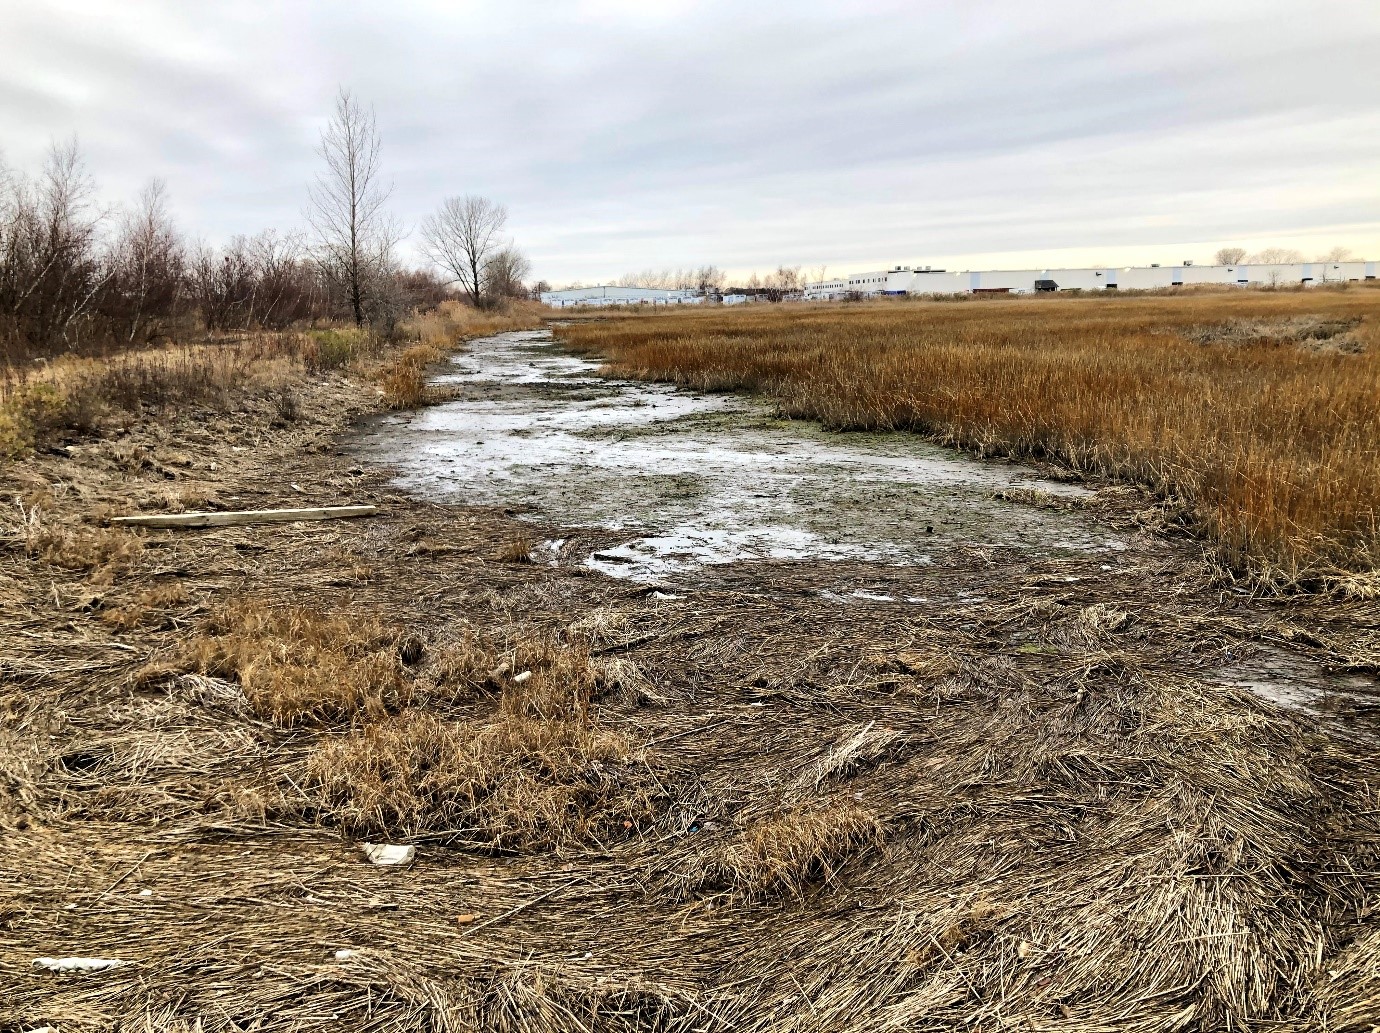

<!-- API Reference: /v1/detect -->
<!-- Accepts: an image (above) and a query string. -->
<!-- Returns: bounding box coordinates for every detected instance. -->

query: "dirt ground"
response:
[2,332,1378,1031]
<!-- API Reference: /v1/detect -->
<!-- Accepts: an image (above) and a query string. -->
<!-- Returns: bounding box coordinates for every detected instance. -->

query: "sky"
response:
[1,0,1378,285]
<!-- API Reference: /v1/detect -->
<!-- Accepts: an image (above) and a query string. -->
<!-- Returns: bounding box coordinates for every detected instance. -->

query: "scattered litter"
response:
[456,913,478,925]
[33,957,125,973]
[511,670,533,684]
[334,949,358,960]
[138,889,152,897]
[361,843,415,865]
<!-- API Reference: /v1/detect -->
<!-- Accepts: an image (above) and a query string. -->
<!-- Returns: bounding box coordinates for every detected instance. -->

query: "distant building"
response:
[539,285,704,307]
[802,261,1376,299]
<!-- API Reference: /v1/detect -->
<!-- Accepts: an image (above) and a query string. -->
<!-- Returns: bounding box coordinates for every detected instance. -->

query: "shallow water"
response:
[353,330,1126,583]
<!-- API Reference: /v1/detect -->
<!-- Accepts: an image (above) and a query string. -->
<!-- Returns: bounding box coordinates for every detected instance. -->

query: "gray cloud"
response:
[1,0,1376,283]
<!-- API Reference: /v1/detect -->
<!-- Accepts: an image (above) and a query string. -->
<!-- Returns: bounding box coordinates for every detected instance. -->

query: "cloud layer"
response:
[2,0,1377,283]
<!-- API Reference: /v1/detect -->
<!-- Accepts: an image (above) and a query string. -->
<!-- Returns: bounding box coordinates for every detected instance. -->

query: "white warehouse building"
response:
[539,285,704,307]
[803,261,1376,299]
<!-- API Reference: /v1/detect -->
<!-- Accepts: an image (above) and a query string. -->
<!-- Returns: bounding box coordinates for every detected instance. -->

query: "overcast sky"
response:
[2,0,1377,284]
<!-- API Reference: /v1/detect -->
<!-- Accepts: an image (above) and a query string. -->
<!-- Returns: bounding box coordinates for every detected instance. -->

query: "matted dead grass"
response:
[556,288,1380,592]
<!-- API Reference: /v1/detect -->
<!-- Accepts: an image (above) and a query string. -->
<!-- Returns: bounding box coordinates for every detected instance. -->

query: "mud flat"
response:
[356,330,1124,582]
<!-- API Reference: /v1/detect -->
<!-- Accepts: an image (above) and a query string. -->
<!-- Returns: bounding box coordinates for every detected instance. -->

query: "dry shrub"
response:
[556,290,1380,590]
[693,801,886,899]
[0,299,545,455]
[380,362,427,408]
[184,599,407,725]
[308,704,645,848]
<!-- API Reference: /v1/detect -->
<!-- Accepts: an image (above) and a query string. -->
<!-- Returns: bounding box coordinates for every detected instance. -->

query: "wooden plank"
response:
[110,505,378,528]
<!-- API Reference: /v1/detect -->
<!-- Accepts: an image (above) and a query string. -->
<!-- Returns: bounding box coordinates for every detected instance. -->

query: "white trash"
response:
[33,957,125,973]
[511,670,533,684]
[361,843,415,865]
[334,948,358,960]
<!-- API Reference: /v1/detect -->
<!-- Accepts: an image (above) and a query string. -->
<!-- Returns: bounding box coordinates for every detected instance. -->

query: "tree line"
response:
[1213,246,1356,266]
[1,89,529,363]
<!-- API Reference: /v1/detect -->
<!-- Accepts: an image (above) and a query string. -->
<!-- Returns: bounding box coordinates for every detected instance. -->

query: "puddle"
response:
[1206,647,1380,742]
[353,330,1126,584]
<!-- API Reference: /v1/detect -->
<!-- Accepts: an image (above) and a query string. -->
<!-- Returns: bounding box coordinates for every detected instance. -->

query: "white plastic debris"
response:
[33,957,125,973]
[361,843,415,865]
[334,949,358,960]
[138,888,153,897]
[511,670,533,684]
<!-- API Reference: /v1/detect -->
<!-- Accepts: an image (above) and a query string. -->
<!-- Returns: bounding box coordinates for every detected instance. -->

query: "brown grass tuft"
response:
[14,504,143,582]
[692,801,886,899]
[496,531,536,563]
[307,640,650,848]
[99,582,191,630]
[184,599,408,725]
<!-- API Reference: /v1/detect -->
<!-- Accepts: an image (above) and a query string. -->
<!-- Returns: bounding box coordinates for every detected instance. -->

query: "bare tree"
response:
[420,195,508,307]
[0,139,110,352]
[307,89,397,326]
[1214,247,1247,266]
[1248,247,1305,264]
[1318,246,1354,263]
[694,265,726,293]
[107,179,184,343]
[482,245,531,300]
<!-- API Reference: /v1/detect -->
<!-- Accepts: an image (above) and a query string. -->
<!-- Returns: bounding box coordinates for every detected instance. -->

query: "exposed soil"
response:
[2,330,1378,1031]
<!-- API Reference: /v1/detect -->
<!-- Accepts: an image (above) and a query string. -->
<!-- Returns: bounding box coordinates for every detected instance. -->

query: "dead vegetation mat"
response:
[2,343,1379,1031]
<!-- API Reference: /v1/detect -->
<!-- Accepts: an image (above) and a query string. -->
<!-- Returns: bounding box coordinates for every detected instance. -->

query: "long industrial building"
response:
[803,260,1376,298]
[539,285,705,307]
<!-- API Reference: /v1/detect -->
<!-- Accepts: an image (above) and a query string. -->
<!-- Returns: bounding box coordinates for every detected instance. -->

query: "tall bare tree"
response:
[307,89,396,326]
[1213,247,1247,266]
[0,139,109,351]
[420,195,507,307]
